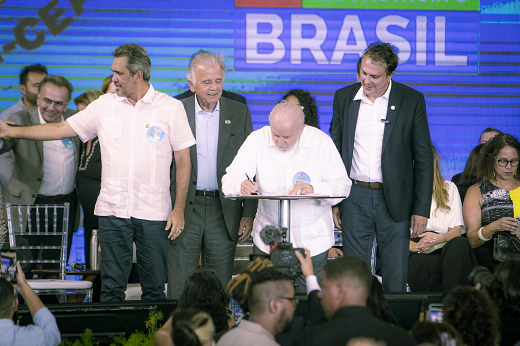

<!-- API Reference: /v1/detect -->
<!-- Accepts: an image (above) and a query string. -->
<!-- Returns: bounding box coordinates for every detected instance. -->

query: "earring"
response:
[515,171,518,178]
[492,171,496,179]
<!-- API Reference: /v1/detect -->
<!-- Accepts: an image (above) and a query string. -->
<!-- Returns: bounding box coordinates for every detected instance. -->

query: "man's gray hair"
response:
[186,50,226,83]
[269,100,305,129]
[38,75,74,101]
[113,44,151,81]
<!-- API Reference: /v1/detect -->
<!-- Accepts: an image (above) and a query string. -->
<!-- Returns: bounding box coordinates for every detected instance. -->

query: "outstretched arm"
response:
[0,119,77,140]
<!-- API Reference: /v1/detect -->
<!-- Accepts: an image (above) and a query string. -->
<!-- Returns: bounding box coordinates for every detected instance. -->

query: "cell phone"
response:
[229,299,244,322]
[515,216,520,235]
[428,303,443,322]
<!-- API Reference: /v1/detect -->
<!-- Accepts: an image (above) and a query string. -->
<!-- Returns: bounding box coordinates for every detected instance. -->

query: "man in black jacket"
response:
[294,254,416,346]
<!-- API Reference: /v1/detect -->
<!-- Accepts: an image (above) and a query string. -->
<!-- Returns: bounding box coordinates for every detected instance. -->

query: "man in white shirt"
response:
[0,75,79,278]
[330,42,433,292]
[0,262,61,346]
[222,101,351,293]
[0,44,196,301]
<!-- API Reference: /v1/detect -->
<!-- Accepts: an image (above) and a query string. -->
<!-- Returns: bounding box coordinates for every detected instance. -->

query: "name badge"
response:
[62,138,74,150]
[146,125,165,145]
[293,171,311,185]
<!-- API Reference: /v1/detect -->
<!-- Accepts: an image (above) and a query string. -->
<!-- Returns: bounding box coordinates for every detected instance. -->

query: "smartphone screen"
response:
[429,303,443,322]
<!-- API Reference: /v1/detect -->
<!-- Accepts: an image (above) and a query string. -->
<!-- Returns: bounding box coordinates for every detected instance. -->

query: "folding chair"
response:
[5,202,93,302]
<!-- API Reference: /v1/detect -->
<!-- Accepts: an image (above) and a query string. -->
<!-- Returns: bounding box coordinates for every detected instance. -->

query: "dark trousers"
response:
[253,244,328,295]
[167,196,236,300]
[408,236,478,293]
[341,183,410,292]
[83,226,94,269]
[16,193,77,278]
[98,216,169,302]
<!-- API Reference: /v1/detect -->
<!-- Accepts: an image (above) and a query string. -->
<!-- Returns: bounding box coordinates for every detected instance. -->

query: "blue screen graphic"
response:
[0,0,518,178]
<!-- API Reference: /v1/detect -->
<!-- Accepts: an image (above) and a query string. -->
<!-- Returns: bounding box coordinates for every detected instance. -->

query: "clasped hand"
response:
[415,232,441,253]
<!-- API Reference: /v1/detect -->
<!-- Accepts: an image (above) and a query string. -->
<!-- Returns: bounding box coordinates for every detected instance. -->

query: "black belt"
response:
[195,190,220,198]
[37,192,75,202]
[354,180,384,190]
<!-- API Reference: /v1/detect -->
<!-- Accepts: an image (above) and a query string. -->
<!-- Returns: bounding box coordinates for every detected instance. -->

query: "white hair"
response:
[186,50,226,83]
[269,100,305,129]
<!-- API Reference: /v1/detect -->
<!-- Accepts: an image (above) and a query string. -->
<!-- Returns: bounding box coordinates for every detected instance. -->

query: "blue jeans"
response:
[98,216,168,301]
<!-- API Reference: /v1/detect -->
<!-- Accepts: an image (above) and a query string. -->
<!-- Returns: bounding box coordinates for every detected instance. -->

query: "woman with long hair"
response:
[407,144,477,293]
[282,89,319,128]
[74,90,103,269]
[463,134,520,273]
[452,143,484,203]
[488,260,520,346]
[154,271,233,346]
[443,286,500,346]
[170,309,215,346]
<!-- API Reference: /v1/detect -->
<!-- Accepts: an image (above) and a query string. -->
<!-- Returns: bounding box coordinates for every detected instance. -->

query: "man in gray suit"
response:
[0,64,48,192]
[0,75,79,277]
[168,50,257,299]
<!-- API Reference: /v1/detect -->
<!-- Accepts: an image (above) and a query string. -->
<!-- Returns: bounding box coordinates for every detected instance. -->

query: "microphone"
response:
[259,225,282,246]
[69,261,86,271]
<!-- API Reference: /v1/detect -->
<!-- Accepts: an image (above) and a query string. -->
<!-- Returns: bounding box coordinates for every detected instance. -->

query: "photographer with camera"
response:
[0,261,61,346]
[293,254,415,346]
[218,258,296,346]
[222,101,351,293]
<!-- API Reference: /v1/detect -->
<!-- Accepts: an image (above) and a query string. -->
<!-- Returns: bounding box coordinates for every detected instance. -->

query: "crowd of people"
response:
[0,40,519,346]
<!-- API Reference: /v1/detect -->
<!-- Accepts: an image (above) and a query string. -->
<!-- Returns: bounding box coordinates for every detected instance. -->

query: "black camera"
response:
[253,225,306,282]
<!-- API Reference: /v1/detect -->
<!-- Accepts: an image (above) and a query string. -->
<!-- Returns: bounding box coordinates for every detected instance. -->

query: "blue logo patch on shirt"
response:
[62,138,74,150]
[146,126,165,145]
[293,171,311,185]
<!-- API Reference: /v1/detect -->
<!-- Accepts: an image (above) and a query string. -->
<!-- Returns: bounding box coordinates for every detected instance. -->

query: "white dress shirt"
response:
[427,181,464,234]
[222,125,352,256]
[350,81,392,183]
[195,97,219,190]
[67,84,196,221]
[37,109,75,196]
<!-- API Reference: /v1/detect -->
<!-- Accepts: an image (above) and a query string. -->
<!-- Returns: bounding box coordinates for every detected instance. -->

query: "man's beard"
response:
[26,92,38,105]
[279,307,293,333]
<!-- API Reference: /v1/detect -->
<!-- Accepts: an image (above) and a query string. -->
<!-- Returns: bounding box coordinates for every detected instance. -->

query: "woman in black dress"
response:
[74,90,103,268]
[463,134,520,273]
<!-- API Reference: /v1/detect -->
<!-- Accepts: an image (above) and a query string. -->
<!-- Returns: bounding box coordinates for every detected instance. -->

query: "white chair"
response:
[5,202,93,302]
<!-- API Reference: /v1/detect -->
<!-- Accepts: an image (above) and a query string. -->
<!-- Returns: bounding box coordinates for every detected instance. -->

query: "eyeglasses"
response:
[495,157,519,167]
[277,296,299,308]
[39,95,66,108]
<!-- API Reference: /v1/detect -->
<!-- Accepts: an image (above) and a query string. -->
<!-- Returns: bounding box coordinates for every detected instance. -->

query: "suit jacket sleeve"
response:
[305,290,327,329]
[411,93,433,218]
[330,89,344,158]
[0,112,23,154]
[240,107,257,219]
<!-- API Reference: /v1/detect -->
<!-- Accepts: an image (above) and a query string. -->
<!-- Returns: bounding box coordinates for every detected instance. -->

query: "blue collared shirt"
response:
[195,96,220,190]
[0,307,61,346]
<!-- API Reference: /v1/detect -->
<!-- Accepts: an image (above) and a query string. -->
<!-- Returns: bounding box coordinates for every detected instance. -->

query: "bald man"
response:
[222,101,351,294]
